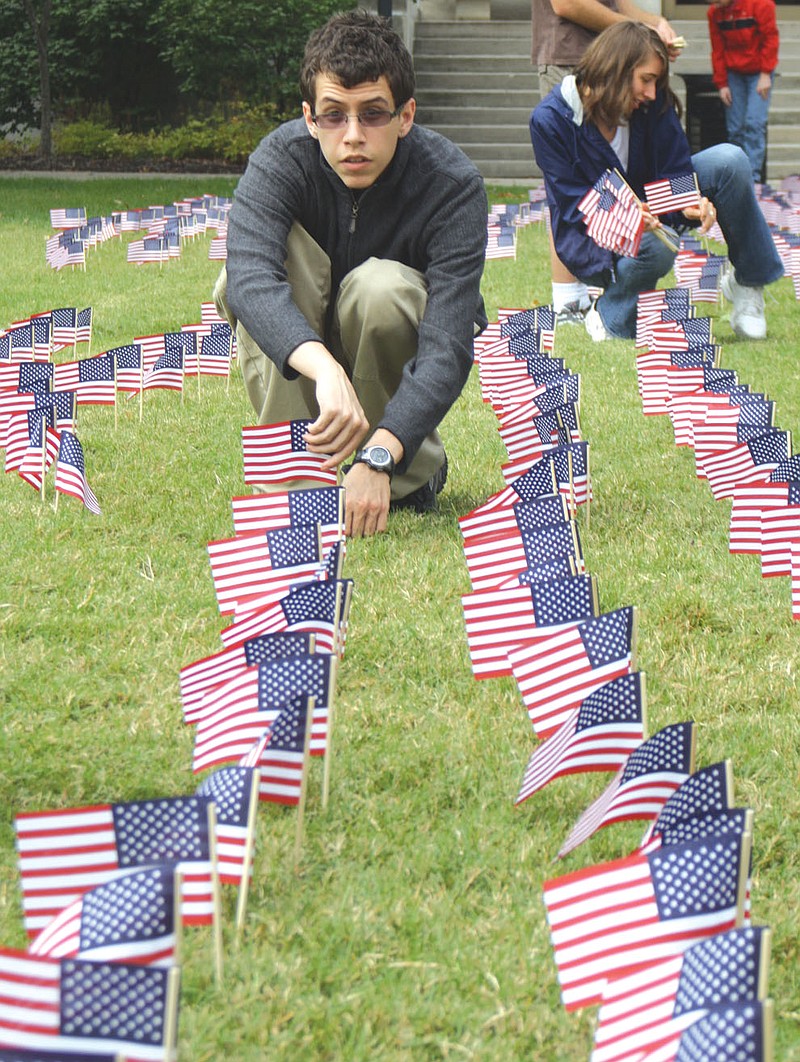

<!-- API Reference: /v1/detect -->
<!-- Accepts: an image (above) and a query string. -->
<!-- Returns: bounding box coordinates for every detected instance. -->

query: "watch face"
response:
[357,446,394,474]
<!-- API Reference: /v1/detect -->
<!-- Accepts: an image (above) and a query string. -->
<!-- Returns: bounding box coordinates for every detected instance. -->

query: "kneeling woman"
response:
[529,21,782,341]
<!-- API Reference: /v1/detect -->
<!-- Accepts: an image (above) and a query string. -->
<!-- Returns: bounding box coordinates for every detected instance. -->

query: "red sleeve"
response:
[754,0,779,72]
[707,8,728,89]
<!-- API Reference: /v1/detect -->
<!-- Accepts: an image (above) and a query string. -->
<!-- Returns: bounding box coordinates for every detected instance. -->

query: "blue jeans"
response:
[594,143,784,339]
[725,71,772,182]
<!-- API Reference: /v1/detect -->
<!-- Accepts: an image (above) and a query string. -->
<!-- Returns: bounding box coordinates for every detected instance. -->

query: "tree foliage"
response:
[0,0,348,144]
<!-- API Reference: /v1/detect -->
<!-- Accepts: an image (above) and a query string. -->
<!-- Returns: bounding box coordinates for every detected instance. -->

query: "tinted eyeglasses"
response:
[310,104,404,130]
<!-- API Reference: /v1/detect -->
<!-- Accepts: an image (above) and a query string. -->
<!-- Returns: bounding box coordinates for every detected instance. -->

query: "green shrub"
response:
[10,105,282,169]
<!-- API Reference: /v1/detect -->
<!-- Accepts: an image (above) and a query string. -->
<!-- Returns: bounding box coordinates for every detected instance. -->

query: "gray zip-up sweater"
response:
[225,117,488,472]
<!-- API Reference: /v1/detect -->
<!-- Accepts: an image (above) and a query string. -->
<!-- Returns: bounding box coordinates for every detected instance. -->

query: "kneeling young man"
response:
[217,10,488,538]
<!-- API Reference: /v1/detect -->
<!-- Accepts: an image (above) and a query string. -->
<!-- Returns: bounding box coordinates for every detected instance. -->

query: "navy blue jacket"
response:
[530,85,693,282]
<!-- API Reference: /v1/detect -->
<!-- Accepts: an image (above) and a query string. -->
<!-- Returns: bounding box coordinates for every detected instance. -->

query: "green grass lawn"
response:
[1,176,799,1060]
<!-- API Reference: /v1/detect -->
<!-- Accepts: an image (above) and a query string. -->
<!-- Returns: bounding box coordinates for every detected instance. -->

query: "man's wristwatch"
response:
[352,445,395,477]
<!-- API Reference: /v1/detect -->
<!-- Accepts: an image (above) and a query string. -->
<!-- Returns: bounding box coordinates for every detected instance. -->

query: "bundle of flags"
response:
[468,300,773,1058]
[578,170,646,257]
[578,169,703,259]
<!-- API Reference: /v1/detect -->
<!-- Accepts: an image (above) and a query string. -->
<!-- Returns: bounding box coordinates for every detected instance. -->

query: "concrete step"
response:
[416,87,535,107]
[413,15,800,181]
[414,54,534,72]
[415,17,530,36]
[416,104,533,125]
[416,70,535,90]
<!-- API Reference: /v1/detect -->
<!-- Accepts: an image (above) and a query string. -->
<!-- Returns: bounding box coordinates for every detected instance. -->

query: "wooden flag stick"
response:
[206,802,224,985]
[163,964,182,1062]
[763,998,775,1062]
[640,672,649,740]
[39,438,47,504]
[235,767,261,937]
[757,926,772,1000]
[321,655,339,811]
[172,869,184,968]
[139,362,144,422]
[294,696,315,868]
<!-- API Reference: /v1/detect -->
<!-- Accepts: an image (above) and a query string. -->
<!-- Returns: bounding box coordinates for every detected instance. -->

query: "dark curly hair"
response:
[300,10,416,109]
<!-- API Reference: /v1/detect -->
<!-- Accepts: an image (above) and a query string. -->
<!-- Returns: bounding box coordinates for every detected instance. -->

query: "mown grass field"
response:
[1,175,799,1060]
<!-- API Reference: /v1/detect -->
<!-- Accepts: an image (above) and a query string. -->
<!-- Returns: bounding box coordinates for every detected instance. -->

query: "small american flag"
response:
[644,173,701,216]
[196,766,260,884]
[461,572,597,680]
[54,431,101,515]
[50,307,77,349]
[543,831,750,1011]
[207,524,323,615]
[242,420,337,487]
[127,236,168,264]
[231,484,344,546]
[53,355,115,406]
[699,429,791,500]
[648,317,714,352]
[591,926,770,1062]
[49,207,86,229]
[218,577,351,653]
[0,952,179,1060]
[109,344,144,393]
[17,413,60,492]
[180,631,315,724]
[253,694,311,805]
[143,349,183,392]
[28,865,178,966]
[508,606,636,738]
[459,491,568,542]
[191,652,336,770]
[14,795,216,936]
[75,308,92,346]
[515,672,646,805]
[198,331,232,376]
[557,721,696,857]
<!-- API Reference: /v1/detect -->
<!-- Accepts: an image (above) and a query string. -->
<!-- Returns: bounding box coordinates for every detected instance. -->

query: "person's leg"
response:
[333,257,446,500]
[212,224,337,494]
[692,143,783,286]
[538,64,591,322]
[693,142,783,338]
[591,231,676,339]
[741,73,772,182]
[724,71,747,151]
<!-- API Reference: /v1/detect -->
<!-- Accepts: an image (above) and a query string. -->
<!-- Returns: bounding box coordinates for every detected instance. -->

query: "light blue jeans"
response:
[594,143,784,338]
[725,71,772,182]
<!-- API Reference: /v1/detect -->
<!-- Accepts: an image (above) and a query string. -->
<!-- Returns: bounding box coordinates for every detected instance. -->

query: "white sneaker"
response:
[584,302,611,342]
[721,272,766,340]
[555,301,589,326]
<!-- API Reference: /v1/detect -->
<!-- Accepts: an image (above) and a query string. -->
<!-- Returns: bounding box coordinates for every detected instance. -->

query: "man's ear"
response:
[397,97,416,138]
[302,100,317,138]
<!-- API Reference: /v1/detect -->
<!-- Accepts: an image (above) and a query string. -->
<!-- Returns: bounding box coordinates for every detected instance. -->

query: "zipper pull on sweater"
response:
[349,197,359,234]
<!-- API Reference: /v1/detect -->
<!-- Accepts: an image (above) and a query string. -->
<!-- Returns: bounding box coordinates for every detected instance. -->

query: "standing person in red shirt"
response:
[708,0,779,182]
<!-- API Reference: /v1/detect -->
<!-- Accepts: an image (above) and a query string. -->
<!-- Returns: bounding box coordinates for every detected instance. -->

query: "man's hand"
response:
[343,461,392,538]
[719,86,732,107]
[287,341,369,468]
